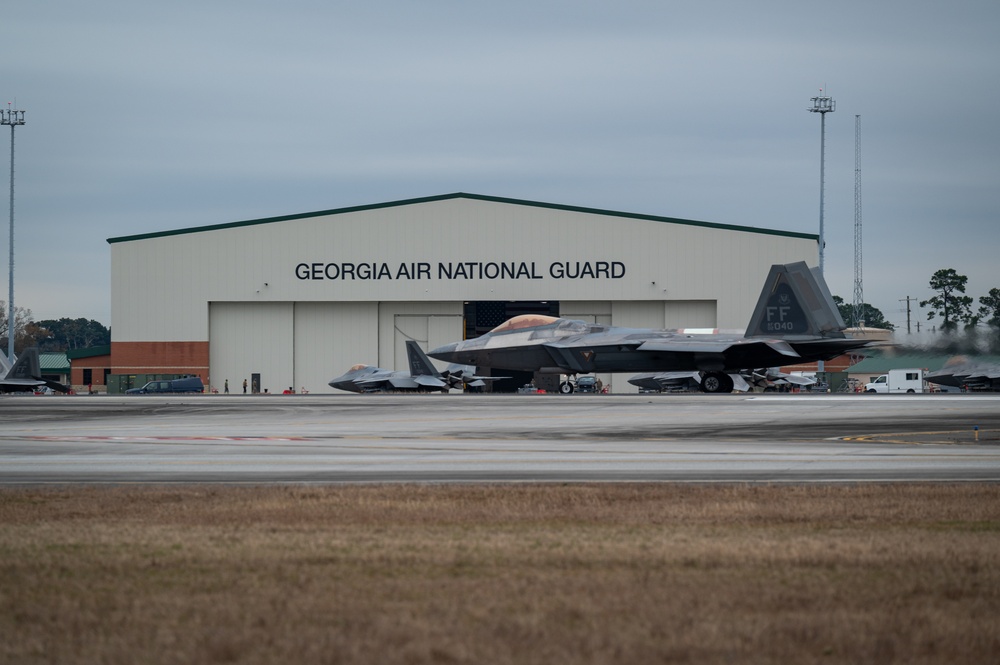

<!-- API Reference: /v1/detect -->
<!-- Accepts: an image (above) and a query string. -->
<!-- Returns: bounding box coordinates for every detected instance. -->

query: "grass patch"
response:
[1,484,999,664]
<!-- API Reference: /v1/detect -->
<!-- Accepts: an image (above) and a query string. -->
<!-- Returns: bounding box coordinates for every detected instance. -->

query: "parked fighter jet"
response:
[403,340,506,390]
[0,347,70,394]
[925,357,1000,392]
[329,340,502,393]
[430,262,870,393]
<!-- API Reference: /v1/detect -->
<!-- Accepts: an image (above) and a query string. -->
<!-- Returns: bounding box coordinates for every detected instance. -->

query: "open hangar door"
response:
[462,300,632,393]
[461,301,558,393]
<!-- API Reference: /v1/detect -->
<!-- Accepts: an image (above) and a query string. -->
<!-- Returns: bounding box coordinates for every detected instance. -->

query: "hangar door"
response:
[209,302,293,394]
[378,302,464,372]
[612,300,717,329]
[389,314,463,372]
[294,302,378,392]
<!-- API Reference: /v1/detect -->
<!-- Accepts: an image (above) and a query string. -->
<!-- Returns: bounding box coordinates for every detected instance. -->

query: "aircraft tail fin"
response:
[744,262,846,338]
[405,340,443,379]
[5,347,42,380]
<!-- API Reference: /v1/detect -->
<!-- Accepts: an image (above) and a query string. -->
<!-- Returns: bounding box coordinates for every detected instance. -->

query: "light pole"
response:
[808,92,835,275]
[1,105,25,363]
[808,92,834,382]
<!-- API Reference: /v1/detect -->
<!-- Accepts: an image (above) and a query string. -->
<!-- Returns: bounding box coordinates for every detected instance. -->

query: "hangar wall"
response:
[108,193,818,393]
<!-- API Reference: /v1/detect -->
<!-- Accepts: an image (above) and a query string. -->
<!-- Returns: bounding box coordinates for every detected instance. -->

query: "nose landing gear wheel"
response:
[559,381,574,394]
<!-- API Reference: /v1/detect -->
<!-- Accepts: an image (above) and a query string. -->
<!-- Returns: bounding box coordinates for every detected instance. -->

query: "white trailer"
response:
[864,369,926,394]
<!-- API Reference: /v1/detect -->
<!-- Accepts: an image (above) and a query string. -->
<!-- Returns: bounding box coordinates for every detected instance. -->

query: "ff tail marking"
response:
[405,340,443,378]
[6,347,42,380]
[744,261,846,338]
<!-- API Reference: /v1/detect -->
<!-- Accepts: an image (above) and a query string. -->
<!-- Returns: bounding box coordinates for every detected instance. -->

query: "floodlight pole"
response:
[808,93,834,382]
[2,106,25,363]
[808,93,835,275]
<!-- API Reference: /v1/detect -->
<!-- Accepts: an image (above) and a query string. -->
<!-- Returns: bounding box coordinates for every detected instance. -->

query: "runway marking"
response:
[840,429,998,445]
[6,435,315,442]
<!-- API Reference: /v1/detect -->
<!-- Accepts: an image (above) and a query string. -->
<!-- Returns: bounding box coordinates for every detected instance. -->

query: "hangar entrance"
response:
[463,301,559,393]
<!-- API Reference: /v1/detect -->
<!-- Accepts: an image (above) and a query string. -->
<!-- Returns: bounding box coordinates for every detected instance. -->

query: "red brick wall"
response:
[71,354,111,386]
[111,341,210,382]
[781,354,855,374]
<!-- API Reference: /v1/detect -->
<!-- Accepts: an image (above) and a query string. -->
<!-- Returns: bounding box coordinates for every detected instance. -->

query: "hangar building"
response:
[107,193,818,394]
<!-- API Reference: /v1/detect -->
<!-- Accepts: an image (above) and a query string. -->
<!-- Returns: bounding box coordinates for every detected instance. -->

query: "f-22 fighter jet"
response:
[429,262,870,393]
[329,340,502,393]
[925,357,1000,392]
[0,347,70,394]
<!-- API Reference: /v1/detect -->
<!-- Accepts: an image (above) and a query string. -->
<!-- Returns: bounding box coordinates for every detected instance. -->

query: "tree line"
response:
[0,301,110,354]
[920,268,1000,332]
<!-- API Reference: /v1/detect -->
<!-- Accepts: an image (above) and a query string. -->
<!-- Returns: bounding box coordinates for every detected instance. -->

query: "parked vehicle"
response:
[557,375,602,394]
[864,369,925,394]
[125,377,204,395]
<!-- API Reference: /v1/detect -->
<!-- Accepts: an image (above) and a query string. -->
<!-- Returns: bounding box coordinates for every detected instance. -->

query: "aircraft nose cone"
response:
[429,342,461,362]
[328,374,359,392]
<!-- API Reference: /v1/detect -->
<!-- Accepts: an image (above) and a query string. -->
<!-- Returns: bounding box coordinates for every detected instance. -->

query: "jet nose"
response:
[328,374,358,392]
[429,342,461,363]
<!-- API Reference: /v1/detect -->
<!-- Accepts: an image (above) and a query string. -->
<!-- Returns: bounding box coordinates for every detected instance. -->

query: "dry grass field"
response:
[1,483,999,664]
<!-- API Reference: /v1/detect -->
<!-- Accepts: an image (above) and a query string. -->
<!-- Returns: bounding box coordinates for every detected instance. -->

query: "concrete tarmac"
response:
[2,393,999,484]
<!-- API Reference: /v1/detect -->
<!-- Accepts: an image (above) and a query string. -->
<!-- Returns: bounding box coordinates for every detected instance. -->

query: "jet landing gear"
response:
[700,372,734,394]
[559,381,574,394]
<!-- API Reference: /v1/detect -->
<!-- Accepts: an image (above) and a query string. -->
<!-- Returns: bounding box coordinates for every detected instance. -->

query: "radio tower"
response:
[852,115,863,328]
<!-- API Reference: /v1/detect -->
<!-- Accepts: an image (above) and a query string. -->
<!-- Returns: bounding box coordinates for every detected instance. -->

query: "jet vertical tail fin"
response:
[405,340,444,379]
[744,262,847,338]
[6,347,42,380]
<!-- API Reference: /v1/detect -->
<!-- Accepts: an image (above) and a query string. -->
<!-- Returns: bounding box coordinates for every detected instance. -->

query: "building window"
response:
[83,369,93,384]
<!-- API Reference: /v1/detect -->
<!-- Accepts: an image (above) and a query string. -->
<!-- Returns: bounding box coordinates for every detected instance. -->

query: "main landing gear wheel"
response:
[559,381,574,394]
[700,372,734,394]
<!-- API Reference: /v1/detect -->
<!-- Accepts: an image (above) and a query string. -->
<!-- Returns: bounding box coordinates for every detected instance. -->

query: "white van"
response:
[864,369,925,394]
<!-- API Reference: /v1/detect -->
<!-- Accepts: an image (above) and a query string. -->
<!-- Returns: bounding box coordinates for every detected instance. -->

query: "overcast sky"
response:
[3,0,998,333]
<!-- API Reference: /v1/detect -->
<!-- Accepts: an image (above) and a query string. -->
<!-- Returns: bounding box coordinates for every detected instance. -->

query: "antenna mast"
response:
[853,114,863,328]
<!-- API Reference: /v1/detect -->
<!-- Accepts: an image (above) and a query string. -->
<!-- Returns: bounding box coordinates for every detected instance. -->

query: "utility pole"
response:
[899,296,918,335]
[809,91,835,275]
[1,104,25,364]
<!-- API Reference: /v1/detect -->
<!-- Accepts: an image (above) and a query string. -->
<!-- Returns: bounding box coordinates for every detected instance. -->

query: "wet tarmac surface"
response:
[2,393,999,484]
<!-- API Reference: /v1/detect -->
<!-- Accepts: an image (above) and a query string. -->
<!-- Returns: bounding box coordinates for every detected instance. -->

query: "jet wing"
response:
[0,378,45,390]
[777,373,817,386]
[386,376,420,390]
[413,375,448,389]
[636,338,800,357]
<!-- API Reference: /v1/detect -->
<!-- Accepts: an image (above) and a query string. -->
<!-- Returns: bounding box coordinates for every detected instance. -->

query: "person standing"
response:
[242,378,247,394]
[224,379,229,394]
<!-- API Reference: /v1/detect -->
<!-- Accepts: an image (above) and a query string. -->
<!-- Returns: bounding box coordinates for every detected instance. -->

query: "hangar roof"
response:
[107,192,817,244]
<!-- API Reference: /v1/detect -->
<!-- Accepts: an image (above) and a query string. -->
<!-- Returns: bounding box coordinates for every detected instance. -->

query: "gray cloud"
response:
[3,0,998,331]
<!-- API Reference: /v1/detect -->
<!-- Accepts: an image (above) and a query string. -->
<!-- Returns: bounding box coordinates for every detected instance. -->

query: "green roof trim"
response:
[67,345,111,359]
[849,353,952,374]
[40,353,70,372]
[107,192,818,244]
